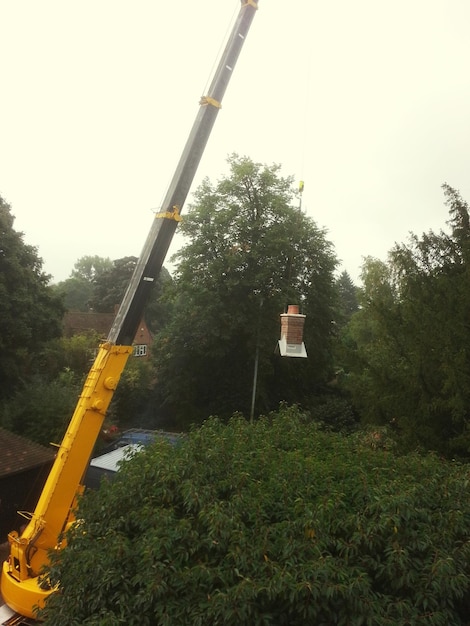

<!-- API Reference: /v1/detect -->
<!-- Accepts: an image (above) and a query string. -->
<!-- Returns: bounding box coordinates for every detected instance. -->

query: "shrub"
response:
[40,406,470,625]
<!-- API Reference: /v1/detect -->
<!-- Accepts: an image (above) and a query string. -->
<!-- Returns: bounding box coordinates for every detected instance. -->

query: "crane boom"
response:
[1,1,258,619]
[110,0,258,346]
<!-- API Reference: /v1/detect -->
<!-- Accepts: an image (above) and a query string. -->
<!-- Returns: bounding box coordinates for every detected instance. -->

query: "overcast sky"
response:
[1,0,469,285]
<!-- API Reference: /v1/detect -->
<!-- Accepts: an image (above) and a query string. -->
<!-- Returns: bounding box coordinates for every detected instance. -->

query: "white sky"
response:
[1,0,469,285]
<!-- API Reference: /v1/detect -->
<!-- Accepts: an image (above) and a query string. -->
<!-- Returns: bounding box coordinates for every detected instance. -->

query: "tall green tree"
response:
[331,270,360,393]
[344,184,470,456]
[90,256,138,313]
[335,270,359,327]
[152,155,338,424]
[71,255,113,282]
[0,195,64,400]
[53,256,114,311]
[54,256,171,328]
[54,276,94,312]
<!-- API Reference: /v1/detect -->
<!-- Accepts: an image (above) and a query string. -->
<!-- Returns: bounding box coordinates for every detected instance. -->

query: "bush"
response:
[1,369,81,446]
[308,394,360,434]
[40,406,470,625]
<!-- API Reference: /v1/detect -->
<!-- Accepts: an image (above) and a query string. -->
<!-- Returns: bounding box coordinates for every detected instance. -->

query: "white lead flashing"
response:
[278,338,308,358]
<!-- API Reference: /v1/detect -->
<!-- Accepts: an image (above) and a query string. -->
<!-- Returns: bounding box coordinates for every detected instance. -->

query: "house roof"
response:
[63,311,115,338]
[62,312,153,348]
[0,429,55,479]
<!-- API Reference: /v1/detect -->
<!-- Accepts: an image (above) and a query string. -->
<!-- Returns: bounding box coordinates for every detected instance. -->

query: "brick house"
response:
[63,311,153,359]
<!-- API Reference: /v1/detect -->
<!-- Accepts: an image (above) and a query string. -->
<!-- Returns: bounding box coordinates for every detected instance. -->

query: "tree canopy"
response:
[53,256,114,311]
[55,255,172,334]
[40,406,470,625]
[342,184,470,456]
[0,195,64,399]
[152,155,338,424]
[90,256,139,313]
[71,255,113,282]
[335,270,359,327]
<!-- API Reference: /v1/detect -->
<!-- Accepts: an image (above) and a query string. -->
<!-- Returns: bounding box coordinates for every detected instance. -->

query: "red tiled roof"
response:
[0,429,55,478]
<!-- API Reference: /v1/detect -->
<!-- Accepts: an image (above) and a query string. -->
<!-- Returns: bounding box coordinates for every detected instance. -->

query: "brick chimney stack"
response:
[278,304,307,358]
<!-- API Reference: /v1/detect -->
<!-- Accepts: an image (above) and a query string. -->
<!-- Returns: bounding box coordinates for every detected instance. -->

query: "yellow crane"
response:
[1,1,259,619]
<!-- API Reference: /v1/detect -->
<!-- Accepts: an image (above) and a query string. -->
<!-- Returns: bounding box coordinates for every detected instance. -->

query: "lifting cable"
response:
[152,2,240,220]
[283,20,313,314]
[201,1,240,99]
[277,33,311,358]
[285,180,305,309]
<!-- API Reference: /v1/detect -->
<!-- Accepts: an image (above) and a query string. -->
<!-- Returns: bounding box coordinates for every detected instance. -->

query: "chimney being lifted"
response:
[278,304,307,358]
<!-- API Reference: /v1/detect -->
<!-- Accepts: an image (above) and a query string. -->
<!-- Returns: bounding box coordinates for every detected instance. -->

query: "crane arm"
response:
[109,0,259,346]
[1,1,258,619]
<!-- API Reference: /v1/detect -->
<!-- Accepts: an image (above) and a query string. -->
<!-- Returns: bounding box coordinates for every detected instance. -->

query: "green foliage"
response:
[38,331,102,380]
[0,369,81,446]
[107,357,157,429]
[41,406,470,625]
[54,256,114,311]
[87,256,172,334]
[0,195,65,399]
[90,256,138,313]
[54,254,172,334]
[140,265,174,335]
[153,155,338,425]
[342,185,470,457]
[334,270,359,327]
[53,275,94,312]
[0,332,97,444]
[71,255,113,282]
[308,394,359,434]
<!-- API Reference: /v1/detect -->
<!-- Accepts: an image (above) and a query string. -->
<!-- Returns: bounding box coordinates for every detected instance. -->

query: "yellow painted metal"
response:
[199,95,222,109]
[1,342,132,619]
[0,562,51,619]
[155,205,183,221]
[1,0,260,618]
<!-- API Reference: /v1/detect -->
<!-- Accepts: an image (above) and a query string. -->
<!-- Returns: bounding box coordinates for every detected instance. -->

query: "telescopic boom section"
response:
[1,1,258,619]
[109,0,259,346]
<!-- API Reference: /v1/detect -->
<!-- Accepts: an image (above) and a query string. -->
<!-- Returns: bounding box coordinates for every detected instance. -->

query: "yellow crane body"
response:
[1,0,258,619]
[1,343,132,618]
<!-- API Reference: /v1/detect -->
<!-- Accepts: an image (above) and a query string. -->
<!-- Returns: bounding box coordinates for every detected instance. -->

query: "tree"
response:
[1,369,82,446]
[334,270,359,327]
[0,195,65,400]
[40,406,470,625]
[152,155,338,425]
[343,185,470,456]
[39,331,104,380]
[54,256,172,331]
[107,357,157,430]
[53,256,114,311]
[89,257,172,334]
[54,276,94,312]
[71,255,113,282]
[90,256,138,313]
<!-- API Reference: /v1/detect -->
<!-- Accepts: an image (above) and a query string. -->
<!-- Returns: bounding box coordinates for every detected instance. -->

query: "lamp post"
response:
[250,297,263,423]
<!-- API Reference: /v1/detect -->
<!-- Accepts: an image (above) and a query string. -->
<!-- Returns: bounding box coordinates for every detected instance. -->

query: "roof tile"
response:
[0,429,55,478]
